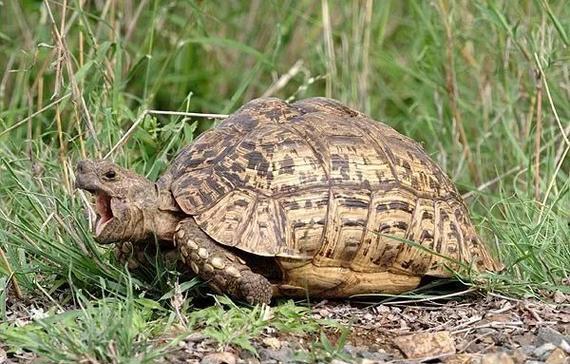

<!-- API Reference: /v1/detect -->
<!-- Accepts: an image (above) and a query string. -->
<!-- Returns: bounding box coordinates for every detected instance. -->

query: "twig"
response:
[451,320,524,335]
[262,60,304,97]
[458,331,496,353]
[104,111,149,159]
[354,288,477,305]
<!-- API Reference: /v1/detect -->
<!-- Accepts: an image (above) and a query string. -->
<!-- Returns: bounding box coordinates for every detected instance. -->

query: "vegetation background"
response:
[0,0,568,362]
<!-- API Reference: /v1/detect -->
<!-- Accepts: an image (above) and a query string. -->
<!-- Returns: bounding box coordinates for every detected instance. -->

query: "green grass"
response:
[0,0,568,362]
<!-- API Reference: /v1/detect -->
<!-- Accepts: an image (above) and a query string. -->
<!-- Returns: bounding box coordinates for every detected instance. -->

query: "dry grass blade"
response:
[462,166,522,199]
[262,60,304,97]
[104,108,229,159]
[534,59,569,147]
[43,0,100,153]
[533,63,543,202]
[437,0,480,185]
[321,0,336,98]
[0,248,22,300]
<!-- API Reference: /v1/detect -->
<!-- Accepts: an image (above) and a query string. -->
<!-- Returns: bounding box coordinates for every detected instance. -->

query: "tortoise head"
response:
[75,159,181,244]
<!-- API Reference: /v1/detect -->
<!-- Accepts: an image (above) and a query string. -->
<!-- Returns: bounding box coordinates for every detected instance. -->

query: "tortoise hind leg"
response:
[174,218,272,305]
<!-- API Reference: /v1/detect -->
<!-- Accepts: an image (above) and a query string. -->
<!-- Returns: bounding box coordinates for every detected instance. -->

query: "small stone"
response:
[545,347,568,364]
[393,331,456,359]
[200,352,236,364]
[318,308,330,317]
[538,327,570,347]
[185,332,206,342]
[262,337,281,350]
[342,344,363,356]
[443,354,475,364]
[0,347,7,363]
[361,351,393,362]
[535,343,558,360]
[560,340,570,354]
[553,291,567,304]
[511,348,527,364]
[259,347,294,363]
[374,305,390,314]
[480,352,515,364]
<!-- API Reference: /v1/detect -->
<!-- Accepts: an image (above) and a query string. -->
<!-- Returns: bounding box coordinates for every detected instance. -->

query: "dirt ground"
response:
[3,293,569,363]
[163,293,570,364]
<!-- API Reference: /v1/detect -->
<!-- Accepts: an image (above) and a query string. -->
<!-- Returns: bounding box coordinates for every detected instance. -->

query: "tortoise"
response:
[75,97,501,304]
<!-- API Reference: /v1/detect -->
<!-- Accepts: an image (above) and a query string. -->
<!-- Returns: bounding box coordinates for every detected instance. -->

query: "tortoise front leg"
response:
[114,241,179,270]
[114,241,148,270]
[174,218,272,305]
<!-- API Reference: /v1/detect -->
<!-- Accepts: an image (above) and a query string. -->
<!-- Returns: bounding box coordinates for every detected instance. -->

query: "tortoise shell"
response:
[160,97,499,281]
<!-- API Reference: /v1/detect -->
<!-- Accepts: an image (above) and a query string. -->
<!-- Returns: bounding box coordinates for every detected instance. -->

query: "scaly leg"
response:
[174,218,272,305]
[114,241,179,270]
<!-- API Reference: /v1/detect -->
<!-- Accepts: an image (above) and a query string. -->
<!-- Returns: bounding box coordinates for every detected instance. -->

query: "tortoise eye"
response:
[103,170,117,180]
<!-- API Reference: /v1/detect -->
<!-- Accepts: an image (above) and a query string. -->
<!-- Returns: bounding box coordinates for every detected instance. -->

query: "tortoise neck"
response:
[144,208,183,242]
[144,184,183,242]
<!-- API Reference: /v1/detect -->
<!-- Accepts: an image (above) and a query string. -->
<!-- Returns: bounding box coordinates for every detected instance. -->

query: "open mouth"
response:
[95,191,114,236]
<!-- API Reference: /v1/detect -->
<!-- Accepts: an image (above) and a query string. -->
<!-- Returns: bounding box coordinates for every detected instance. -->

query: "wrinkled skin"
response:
[75,159,182,244]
